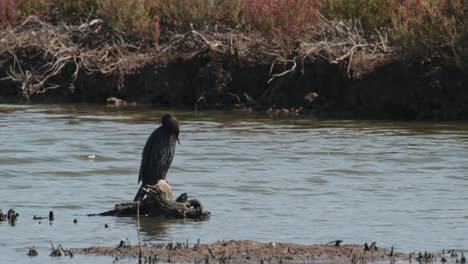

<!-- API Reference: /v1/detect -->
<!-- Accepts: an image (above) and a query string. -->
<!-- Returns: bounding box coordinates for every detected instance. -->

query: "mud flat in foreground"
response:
[73,240,414,263]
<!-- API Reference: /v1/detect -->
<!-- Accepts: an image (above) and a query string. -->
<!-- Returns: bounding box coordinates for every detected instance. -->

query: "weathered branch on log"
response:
[93,180,210,219]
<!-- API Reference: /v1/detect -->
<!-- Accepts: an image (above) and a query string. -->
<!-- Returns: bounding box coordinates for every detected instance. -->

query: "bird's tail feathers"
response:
[133,186,146,201]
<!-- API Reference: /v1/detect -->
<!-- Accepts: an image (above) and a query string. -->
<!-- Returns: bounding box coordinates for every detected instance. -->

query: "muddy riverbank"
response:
[73,240,411,263]
[1,16,467,119]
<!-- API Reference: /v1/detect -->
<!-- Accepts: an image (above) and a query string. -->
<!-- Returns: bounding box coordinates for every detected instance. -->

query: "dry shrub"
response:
[0,0,47,26]
[318,0,392,30]
[389,0,468,69]
[149,0,242,29]
[51,0,97,23]
[97,0,153,34]
[0,0,19,26]
[94,0,243,34]
[318,0,468,69]
[241,0,320,50]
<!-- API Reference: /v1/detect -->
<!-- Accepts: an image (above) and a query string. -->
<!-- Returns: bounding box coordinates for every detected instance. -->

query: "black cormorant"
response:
[133,114,180,201]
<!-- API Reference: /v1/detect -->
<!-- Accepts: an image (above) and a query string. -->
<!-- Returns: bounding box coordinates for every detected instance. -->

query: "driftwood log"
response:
[95,180,209,219]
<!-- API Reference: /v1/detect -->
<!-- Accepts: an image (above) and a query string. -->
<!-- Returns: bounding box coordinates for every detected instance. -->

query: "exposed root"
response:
[267,57,298,84]
[260,12,392,92]
[302,12,391,75]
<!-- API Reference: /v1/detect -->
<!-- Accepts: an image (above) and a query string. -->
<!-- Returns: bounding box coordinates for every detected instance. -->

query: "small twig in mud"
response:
[325,240,343,247]
[331,44,368,64]
[370,242,378,251]
[191,29,212,50]
[156,33,188,56]
[375,29,388,53]
[137,201,142,264]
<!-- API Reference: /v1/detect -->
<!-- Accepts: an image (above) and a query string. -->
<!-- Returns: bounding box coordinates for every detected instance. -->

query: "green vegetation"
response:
[1,0,467,70]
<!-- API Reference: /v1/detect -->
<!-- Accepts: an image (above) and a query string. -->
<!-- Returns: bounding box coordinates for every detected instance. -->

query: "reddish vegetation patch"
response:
[73,240,407,263]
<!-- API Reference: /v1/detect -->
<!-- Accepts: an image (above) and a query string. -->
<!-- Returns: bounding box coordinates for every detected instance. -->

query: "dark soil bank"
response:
[3,52,468,120]
[1,18,468,120]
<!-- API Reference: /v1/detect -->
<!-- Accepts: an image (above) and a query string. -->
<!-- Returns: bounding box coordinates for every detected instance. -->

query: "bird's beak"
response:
[177,136,180,145]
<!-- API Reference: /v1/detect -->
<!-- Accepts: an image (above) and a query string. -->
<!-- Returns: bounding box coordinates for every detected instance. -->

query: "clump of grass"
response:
[96,0,153,35]
[0,0,19,26]
[241,0,320,49]
[389,0,468,70]
[319,0,468,69]
[52,0,98,23]
[318,0,391,30]
[151,0,242,29]
[0,0,47,26]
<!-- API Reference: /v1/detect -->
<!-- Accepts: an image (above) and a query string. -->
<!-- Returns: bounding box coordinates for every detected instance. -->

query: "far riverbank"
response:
[1,15,467,120]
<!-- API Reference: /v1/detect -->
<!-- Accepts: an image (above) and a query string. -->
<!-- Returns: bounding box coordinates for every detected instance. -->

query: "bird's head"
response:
[161,114,180,144]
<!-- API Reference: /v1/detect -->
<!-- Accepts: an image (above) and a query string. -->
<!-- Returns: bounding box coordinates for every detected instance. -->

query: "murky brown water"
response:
[1,104,468,263]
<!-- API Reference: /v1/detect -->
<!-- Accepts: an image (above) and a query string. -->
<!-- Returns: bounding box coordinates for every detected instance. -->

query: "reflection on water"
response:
[1,104,468,263]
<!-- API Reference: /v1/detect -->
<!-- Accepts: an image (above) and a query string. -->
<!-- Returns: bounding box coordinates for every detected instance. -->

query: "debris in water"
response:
[48,242,73,257]
[59,244,74,258]
[79,154,96,160]
[117,240,126,249]
[27,246,38,256]
[49,211,54,221]
[50,241,61,257]
[106,97,136,107]
[33,215,46,220]
[7,209,19,226]
[0,209,6,221]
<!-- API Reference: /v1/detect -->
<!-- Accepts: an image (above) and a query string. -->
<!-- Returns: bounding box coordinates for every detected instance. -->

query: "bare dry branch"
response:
[227,92,241,104]
[267,58,297,84]
[194,92,207,112]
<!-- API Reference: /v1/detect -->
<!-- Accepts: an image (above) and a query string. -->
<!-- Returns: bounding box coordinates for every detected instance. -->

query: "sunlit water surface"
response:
[1,104,467,263]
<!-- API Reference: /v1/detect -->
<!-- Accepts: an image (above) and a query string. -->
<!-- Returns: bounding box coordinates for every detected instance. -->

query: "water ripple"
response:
[0,104,468,263]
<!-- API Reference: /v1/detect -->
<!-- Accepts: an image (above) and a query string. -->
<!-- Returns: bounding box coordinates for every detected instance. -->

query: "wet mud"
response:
[73,240,409,263]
